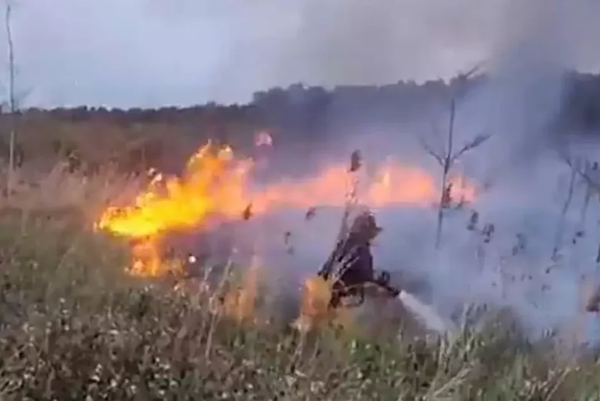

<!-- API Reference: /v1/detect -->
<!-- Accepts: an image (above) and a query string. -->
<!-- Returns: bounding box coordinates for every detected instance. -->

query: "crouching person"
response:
[317,210,400,309]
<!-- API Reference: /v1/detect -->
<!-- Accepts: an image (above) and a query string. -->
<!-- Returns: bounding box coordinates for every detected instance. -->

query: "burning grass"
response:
[96,141,477,278]
[1,163,600,400]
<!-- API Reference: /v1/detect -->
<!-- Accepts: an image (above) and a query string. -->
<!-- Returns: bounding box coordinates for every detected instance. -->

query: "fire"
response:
[293,276,362,333]
[97,142,253,239]
[129,237,162,277]
[249,162,474,213]
[223,255,262,324]
[293,276,335,331]
[97,141,478,277]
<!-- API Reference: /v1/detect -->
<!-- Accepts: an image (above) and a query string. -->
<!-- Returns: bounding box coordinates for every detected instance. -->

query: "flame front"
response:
[97,142,253,239]
[294,276,335,331]
[97,141,477,277]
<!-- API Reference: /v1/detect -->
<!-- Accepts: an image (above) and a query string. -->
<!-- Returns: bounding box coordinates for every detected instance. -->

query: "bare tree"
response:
[420,64,491,249]
[552,155,579,260]
[566,158,600,313]
[577,160,597,227]
[2,1,29,195]
[564,154,600,198]
[4,0,15,194]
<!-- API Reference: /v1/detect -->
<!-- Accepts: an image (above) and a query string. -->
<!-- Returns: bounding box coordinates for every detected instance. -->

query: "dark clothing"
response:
[318,233,399,308]
[318,234,375,288]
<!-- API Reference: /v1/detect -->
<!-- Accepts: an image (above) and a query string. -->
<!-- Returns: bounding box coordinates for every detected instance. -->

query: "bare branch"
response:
[418,135,444,167]
[452,60,486,100]
[576,166,600,194]
[426,60,487,250]
[552,163,577,259]
[559,150,600,193]
[460,61,485,80]
[450,133,492,164]
[558,149,577,171]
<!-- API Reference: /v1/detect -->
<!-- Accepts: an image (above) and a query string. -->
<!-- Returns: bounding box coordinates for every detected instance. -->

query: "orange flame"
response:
[293,276,362,333]
[223,255,262,323]
[293,276,335,331]
[97,142,253,239]
[97,141,477,277]
[129,237,162,276]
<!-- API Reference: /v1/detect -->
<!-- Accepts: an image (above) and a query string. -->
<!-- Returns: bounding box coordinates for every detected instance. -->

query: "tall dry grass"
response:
[0,164,600,400]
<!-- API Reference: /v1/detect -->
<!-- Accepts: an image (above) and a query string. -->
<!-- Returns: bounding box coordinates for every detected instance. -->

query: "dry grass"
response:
[1,167,600,400]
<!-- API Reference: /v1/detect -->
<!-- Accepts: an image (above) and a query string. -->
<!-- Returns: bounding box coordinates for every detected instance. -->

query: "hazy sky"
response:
[1,0,600,108]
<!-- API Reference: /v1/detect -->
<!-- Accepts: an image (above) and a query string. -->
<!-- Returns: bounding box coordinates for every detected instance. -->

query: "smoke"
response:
[206,0,600,346]
[141,0,600,105]
[12,0,600,106]
[54,0,600,344]
[463,0,597,178]
[127,0,600,348]
[144,0,497,95]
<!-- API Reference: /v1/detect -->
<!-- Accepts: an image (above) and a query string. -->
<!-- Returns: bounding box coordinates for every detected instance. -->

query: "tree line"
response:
[0,71,599,175]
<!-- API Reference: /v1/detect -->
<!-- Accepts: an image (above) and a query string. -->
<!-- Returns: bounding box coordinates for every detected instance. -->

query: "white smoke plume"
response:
[9,0,600,106]
[209,0,600,346]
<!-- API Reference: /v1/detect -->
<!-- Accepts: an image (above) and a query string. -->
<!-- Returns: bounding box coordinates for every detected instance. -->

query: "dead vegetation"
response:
[0,160,599,400]
[419,64,491,249]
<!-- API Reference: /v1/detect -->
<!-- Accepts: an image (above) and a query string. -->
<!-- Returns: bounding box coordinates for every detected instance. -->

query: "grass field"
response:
[1,166,600,400]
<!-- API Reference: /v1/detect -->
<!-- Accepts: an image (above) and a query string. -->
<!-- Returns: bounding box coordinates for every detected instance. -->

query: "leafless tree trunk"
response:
[5,1,16,195]
[580,179,592,225]
[434,98,458,248]
[420,64,491,249]
[552,161,577,260]
[559,153,600,312]
[576,160,597,235]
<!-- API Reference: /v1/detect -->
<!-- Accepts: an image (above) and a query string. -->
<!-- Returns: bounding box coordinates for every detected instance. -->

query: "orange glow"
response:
[223,256,262,323]
[293,275,362,333]
[129,238,162,276]
[97,142,253,239]
[96,141,478,277]
[293,275,335,332]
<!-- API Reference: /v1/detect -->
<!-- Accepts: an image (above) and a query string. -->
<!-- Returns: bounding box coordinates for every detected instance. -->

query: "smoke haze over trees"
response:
[0,71,599,176]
